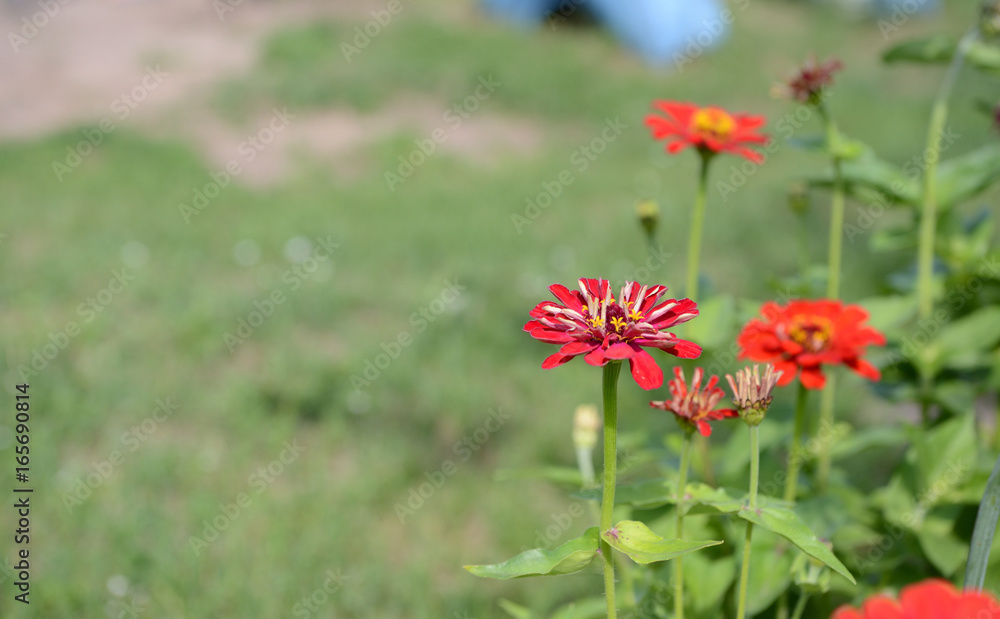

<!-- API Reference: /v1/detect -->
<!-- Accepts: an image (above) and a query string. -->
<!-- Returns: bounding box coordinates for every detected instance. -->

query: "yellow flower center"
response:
[788,316,833,353]
[692,107,736,140]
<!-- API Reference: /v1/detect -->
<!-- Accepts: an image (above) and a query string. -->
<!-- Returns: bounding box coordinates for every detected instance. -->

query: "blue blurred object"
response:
[481,0,731,66]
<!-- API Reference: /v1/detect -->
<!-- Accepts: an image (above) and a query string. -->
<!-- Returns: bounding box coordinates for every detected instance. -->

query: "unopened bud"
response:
[982,1,1000,36]
[636,199,659,239]
[573,405,600,450]
[788,182,809,215]
[726,364,782,427]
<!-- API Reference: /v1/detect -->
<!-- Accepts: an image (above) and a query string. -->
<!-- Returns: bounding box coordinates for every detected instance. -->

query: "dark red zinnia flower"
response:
[524,278,701,390]
[832,579,1000,619]
[782,55,843,104]
[650,367,737,436]
[736,299,885,390]
[645,101,768,163]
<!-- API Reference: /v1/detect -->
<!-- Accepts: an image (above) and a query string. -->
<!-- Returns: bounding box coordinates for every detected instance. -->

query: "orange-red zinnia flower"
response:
[524,278,701,390]
[650,367,737,436]
[832,579,1000,619]
[645,101,768,163]
[736,299,885,390]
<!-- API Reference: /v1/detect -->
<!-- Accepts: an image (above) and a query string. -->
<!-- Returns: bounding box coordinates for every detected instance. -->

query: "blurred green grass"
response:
[1,0,998,616]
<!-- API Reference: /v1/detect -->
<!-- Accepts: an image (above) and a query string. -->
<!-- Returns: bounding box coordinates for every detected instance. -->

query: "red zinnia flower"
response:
[736,299,886,390]
[832,579,1000,619]
[781,55,843,104]
[524,278,701,390]
[650,367,737,436]
[645,101,768,163]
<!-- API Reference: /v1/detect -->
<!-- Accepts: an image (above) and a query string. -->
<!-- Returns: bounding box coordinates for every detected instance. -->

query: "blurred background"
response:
[0,0,997,616]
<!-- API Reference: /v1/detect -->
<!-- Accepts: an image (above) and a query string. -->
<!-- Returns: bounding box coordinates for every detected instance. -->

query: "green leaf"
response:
[548,597,608,619]
[574,479,675,509]
[909,415,976,503]
[858,296,918,333]
[966,451,1000,590]
[464,527,600,579]
[830,425,909,461]
[937,144,1000,210]
[684,483,746,515]
[883,34,957,64]
[683,294,735,350]
[811,148,920,205]
[737,506,856,584]
[601,520,721,565]
[968,39,1000,73]
[494,466,583,488]
[498,599,533,619]
[685,553,736,615]
[917,507,969,576]
[935,307,1000,364]
[745,535,795,614]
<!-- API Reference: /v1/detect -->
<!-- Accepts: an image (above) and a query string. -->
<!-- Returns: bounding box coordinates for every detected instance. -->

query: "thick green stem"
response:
[601,362,623,619]
[791,594,810,619]
[736,425,760,619]
[674,432,693,619]
[784,384,809,503]
[917,28,978,320]
[686,154,712,301]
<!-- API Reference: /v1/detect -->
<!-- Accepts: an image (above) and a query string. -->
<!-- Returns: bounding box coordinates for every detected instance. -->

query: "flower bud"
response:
[635,199,659,239]
[788,182,809,216]
[573,404,600,450]
[726,364,782,427]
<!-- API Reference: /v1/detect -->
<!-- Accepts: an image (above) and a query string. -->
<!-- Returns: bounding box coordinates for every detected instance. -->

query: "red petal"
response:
[799,366,826,390]
[584,347,607,366]
[900,580,957,619]
[862,597,904,619]
[604,343,636,360]
[846,357,881,382]
[559,341,597,356]
[541,353,574,370]
[830,606,865,619]
[697,420,712,437]
[628,349,663,390]
[772,361,798,386]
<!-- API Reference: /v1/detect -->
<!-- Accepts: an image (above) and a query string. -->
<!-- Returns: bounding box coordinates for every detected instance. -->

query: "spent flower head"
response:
[726,364,782,426]
[635,199,659,239]
[778,55,842,105]
[650,367,737,436]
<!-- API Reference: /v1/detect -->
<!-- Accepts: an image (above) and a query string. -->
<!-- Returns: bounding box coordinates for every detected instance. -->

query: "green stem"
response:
[791,594,810,619]
[815,373,836,493]
[917,27,978,321]
[601,362,623,619]
[784,384,809,503]
[736,425,760,619]
[818,103,845,301]
[686,153,712,301]
[674,432,693,619]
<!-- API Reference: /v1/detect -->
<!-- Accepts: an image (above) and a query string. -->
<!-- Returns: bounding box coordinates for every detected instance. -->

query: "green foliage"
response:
[465,528,601,579]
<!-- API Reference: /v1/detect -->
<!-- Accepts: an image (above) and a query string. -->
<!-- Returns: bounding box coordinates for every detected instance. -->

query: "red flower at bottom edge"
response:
[832,579,1000,619]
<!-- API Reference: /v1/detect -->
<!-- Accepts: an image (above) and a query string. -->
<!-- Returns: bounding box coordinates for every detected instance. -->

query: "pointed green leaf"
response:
[574,479,676,508]
[601,520,721,565]
[883,34,957,64]
[498,599,533,619]
[736,506,856,584]
[685,552,736,615]
[937,144,1000,209]
[464,527,600,579]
